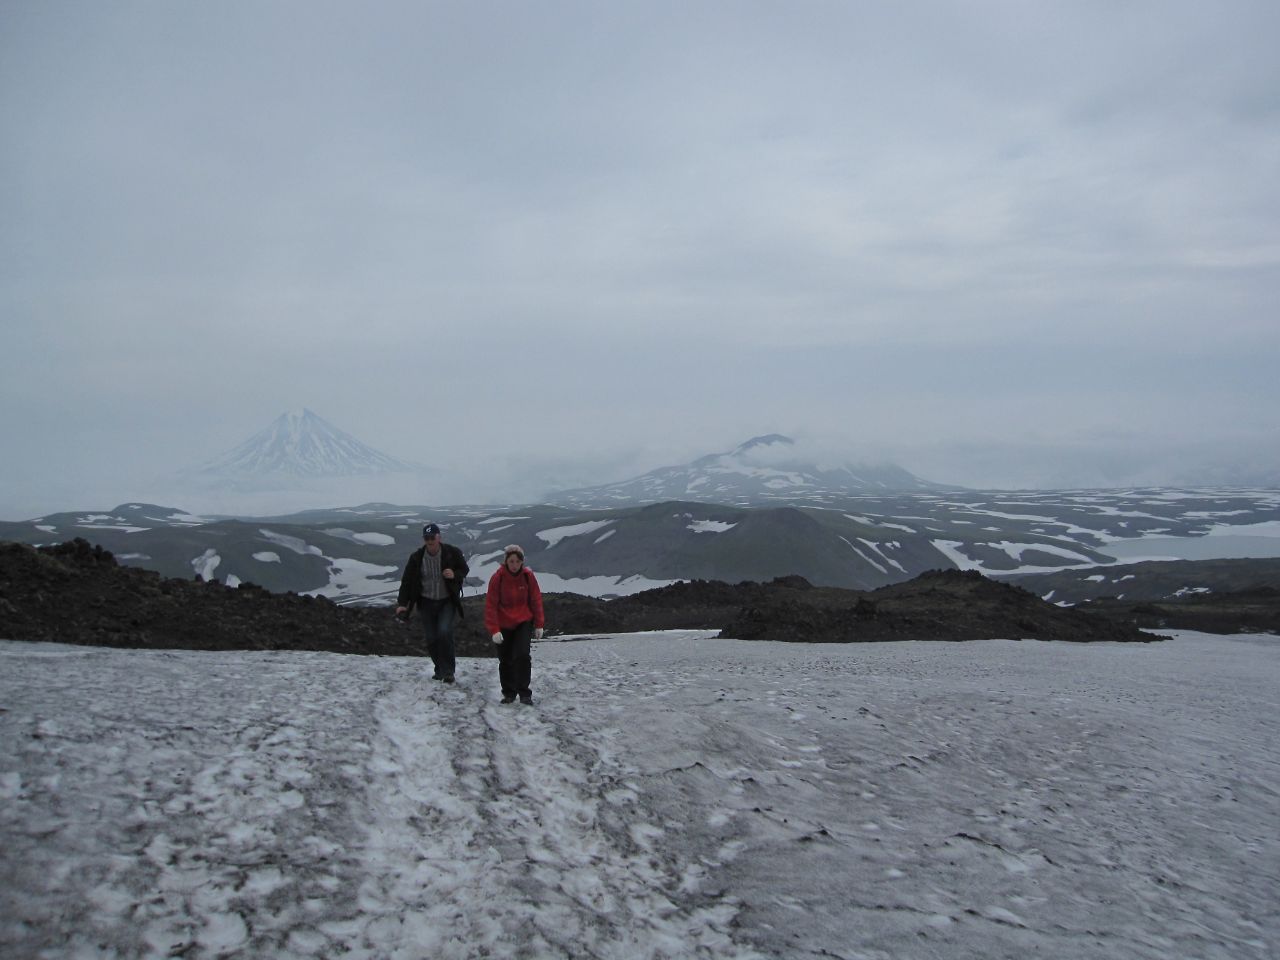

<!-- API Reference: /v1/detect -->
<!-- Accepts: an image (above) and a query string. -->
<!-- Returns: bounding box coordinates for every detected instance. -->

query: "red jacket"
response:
[484,565,545,633]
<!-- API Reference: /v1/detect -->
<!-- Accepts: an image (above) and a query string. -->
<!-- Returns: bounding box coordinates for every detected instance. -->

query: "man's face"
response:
[424,535,441,554]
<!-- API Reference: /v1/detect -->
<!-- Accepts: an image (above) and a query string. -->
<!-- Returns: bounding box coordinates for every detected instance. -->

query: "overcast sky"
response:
[2,1,1278,516]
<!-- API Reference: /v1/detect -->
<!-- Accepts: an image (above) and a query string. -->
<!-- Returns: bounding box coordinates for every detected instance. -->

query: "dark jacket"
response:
[397,543,470,615]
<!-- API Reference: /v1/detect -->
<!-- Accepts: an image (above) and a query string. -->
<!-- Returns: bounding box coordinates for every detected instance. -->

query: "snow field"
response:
[1,631,1277,959]
[348,674,754,958]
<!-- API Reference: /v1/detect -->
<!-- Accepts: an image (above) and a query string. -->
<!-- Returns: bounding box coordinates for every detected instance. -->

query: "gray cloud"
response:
[2,0,1278,516]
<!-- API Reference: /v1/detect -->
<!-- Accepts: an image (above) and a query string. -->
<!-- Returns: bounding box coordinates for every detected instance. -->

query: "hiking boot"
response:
[501,694,516,704]
[519,694,533,705]
[442,675,455,684]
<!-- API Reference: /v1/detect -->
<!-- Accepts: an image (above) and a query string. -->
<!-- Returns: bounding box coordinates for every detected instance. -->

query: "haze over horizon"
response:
[3,1,1278,518]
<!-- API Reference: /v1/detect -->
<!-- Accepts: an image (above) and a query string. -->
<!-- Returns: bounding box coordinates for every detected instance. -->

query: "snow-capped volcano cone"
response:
[196,409,417,479]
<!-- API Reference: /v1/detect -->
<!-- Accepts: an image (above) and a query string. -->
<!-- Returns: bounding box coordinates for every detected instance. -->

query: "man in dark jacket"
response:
[396,523,470,683]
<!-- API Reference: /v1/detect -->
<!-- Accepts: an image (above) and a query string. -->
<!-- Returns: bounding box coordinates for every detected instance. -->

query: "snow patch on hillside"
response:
[688,520,736,534]
[258,529,324,557]
[191,550,220,580]
[304,559,399,599]
[931,540,1105,576]
[537,520,615,548]
[467,552,676,599]
[841,536,886,574]
[857,538,907,573]
[322,528,397,547]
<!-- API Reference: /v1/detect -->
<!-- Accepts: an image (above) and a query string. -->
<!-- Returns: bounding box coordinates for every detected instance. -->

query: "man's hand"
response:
[443,569,455,580]
[395,606,408,616]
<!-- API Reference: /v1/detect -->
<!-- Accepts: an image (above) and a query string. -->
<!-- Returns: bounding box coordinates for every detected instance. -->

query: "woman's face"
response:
[505,553,523,573]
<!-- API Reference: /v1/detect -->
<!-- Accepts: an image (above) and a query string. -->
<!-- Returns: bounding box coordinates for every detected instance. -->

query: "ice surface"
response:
[1104,534,1280,562]
[1,632,1276,959]
[1204,521,1280,537]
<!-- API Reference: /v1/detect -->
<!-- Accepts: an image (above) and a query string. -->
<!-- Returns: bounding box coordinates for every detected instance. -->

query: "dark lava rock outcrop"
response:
[456,569,1160,645]
[719,569,1161,643]
[0,538,445,656]
[1079,585,1280,635]
[2,540,1160,657]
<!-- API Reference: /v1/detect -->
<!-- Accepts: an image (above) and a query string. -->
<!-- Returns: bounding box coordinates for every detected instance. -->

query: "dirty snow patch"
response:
[537,520,615,548]
[688,520,736,534]
[191,550,221,580]
[258,529,324,557]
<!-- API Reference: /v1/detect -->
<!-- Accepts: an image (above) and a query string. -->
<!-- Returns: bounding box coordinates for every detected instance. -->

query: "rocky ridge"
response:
[1078,587,1280,635]
[1,539,1161,655]
[605,570,1161,643]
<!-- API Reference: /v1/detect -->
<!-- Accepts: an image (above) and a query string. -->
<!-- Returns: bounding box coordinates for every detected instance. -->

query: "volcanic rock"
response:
[718,569,1160,643]
[0,539,445,657]
[2,540,1161,655]
[1079,585,1280,635]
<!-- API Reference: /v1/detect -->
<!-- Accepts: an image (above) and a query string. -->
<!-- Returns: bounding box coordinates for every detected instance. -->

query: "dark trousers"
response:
[498,620,534,697]
[419,598,456,679]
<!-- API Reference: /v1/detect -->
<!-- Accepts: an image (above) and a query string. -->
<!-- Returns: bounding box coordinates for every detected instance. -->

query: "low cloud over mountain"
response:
[551,434,960,508]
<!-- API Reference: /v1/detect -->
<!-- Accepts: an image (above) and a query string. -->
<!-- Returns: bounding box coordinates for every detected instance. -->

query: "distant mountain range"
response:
[550,434,959,508]
[170,422,954,509]
[7,488,1278,606]
[7,423,1278,608]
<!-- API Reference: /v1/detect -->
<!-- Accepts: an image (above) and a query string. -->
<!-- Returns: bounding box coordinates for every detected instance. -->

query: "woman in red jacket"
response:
[484,544,545,704]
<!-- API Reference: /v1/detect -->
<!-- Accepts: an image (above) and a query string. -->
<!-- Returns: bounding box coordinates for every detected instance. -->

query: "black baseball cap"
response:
[422,523,442,538]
